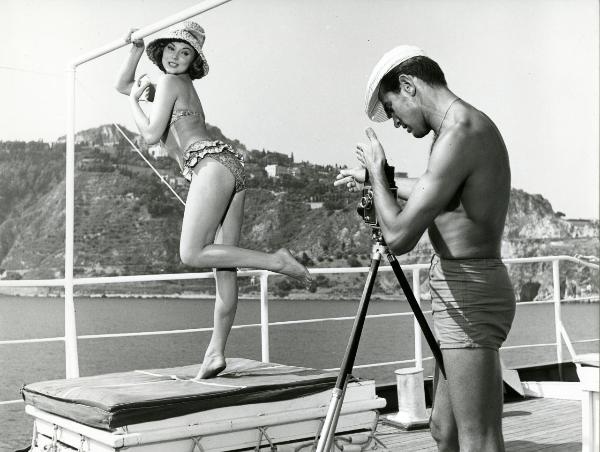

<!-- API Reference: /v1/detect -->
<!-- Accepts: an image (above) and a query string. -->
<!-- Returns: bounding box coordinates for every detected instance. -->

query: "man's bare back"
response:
[428,101,511,259]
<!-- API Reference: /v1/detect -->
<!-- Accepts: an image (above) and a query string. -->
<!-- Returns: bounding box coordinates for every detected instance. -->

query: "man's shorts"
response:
[429,254,516,351]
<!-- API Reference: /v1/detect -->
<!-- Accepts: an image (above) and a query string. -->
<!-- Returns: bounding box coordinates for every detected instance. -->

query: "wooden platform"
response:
[374,397,581,451]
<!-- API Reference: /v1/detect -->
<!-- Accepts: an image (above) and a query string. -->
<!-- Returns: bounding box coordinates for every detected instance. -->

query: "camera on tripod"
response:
[356,162,398,227]
[318,163,446,451]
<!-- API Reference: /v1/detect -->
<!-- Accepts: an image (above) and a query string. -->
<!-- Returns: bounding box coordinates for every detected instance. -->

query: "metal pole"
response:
[412,268,423,370]
[70,0,233,67]
[552,259,563,369]
[316,247,382,452]
[64,67,80,378]
[260,272,270,363]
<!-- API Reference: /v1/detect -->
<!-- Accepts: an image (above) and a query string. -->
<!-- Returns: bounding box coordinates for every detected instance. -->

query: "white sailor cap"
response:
[365,45,426,122]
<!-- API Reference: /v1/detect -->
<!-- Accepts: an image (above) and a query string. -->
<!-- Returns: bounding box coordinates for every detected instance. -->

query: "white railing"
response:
[0,255,598,406]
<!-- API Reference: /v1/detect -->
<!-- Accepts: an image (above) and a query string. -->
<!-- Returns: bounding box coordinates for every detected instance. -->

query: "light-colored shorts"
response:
[429,254,516,351]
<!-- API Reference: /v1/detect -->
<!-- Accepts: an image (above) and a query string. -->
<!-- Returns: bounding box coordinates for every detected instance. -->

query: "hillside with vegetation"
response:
[0,125,597,301]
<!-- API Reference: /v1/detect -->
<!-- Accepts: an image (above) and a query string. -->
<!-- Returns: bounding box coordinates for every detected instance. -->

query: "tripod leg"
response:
[319,377,349,452]
[316,248,383,452]
[386,252,447,379]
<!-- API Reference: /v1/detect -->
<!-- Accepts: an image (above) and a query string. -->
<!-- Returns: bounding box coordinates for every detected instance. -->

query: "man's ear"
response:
[398,74,416,96]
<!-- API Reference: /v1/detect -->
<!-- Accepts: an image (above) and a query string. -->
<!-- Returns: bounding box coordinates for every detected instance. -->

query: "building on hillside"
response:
[76,157,107,170]
[165,174,187,188]
[265,164,300,178]
[566,218,599,238]
[149,144,169,159]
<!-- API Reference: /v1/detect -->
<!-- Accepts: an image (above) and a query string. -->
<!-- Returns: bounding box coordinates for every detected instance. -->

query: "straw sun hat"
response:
[365,45,426,122]
[146,21,209,79]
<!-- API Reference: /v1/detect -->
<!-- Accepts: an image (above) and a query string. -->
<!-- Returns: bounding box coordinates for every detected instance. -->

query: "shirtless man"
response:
[335,46,515,452]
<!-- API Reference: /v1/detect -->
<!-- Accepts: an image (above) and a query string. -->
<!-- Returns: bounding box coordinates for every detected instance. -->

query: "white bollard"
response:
[384,367,429,430]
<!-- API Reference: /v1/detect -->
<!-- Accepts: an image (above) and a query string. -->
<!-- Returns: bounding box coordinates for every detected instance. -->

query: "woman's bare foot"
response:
[194,354,226,380]
[274,248,312,287]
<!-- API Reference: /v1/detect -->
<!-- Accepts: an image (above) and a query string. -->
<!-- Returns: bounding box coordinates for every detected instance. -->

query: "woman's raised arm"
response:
[129,74,178,144]
[115,29,145,96]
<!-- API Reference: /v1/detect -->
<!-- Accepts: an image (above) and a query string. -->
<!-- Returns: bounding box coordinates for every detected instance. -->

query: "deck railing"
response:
[1,254,598,406]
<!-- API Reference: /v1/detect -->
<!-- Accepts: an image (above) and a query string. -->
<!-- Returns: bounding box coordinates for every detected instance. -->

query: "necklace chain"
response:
[437,97,460,135]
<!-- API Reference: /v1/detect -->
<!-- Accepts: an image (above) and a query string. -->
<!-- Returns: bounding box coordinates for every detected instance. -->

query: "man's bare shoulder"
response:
[435,105,504,157]
[431,121,473,159]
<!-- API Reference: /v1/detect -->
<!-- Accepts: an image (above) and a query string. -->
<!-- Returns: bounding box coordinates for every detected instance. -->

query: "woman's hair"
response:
[380,56,447,92]
[150,40,206,80]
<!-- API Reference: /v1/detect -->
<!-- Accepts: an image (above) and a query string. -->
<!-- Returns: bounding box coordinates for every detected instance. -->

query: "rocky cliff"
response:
[0,128,597,300]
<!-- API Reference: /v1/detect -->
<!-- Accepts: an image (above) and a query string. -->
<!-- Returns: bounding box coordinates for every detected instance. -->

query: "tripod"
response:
[315,229,446,452]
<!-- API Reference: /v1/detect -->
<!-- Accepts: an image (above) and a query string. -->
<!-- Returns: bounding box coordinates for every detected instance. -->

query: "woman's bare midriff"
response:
[163,117,212,167]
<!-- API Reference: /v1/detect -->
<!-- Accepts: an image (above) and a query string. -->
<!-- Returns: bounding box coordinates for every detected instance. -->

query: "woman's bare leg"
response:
[196,190,245,379]
[181,159,311,378]
[179,158,311,285]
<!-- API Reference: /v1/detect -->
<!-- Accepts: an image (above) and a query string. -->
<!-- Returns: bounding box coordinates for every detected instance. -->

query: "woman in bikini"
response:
[115,21,311,379]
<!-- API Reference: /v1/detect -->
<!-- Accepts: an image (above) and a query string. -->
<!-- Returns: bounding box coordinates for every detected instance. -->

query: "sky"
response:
[2,0,599,219]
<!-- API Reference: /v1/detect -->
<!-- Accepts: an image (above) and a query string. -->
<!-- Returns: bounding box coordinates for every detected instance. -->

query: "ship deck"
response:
[374,396,581,451]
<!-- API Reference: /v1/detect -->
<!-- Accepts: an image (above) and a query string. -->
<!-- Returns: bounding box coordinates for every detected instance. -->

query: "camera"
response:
[356,162,397,227]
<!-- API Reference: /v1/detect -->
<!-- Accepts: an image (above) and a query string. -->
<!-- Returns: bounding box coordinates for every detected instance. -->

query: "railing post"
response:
[64,66,80,378]
[260,272,270,363]
[552,259,563,368]
[412,268,423,370]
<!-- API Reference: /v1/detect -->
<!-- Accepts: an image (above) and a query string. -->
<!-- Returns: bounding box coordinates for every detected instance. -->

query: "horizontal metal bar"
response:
[325,337,600,372]
[74,268,273,285]
[5,330,595,348]
[0,311,423,345]
[503,255,599,269]
[502,342,561,350]
[0,337,65,345]
[0,279,66,287]
[74,271,217,285]
[268,311,418,326]
[76,323,256,340]
[570,338,600,344]
[1,255,596,288]
[324,356,435,372]
[0,269,261,287]
[69,0,233,67]
[516,297,600,305]
[3,301,599,345]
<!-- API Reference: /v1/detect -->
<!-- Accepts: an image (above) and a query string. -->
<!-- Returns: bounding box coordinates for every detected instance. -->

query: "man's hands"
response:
[334,166,366,193]
[357,128,387,174]
[334,128,389,193]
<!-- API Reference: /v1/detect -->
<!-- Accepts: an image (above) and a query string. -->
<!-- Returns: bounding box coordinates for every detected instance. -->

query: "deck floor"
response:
[374,397,581,451]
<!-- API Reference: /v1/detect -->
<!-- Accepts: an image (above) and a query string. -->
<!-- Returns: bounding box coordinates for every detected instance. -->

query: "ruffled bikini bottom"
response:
[181,140,246,193]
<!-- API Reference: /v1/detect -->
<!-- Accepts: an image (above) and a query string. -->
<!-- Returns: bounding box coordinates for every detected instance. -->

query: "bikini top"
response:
[169,108,203,126]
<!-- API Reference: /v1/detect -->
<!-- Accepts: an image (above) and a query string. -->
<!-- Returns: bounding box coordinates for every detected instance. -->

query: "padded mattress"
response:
[22,358,338,430]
